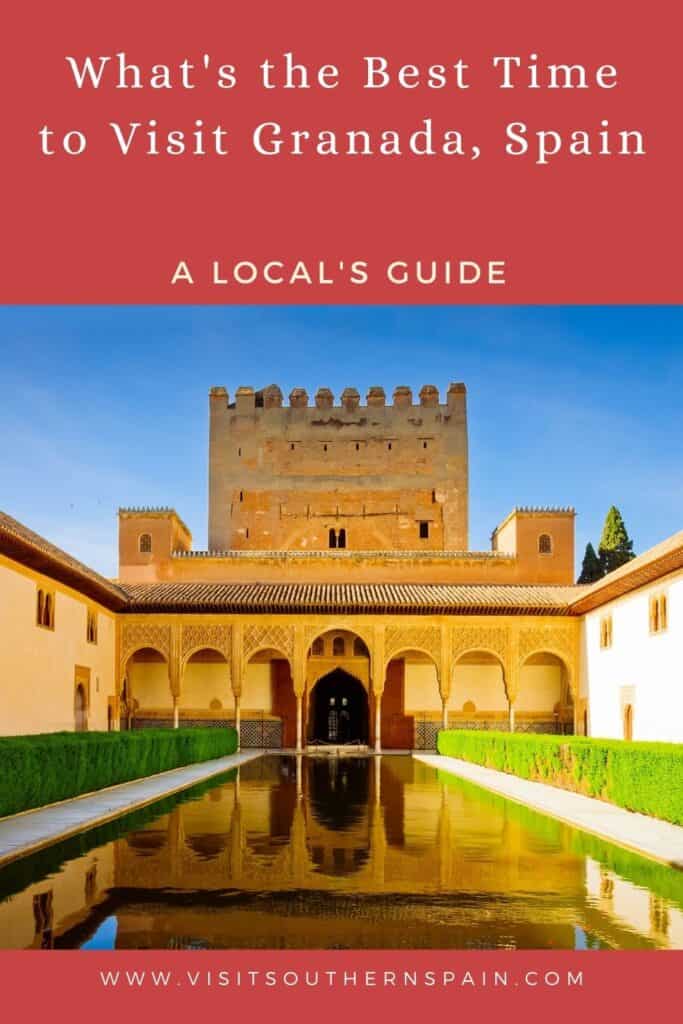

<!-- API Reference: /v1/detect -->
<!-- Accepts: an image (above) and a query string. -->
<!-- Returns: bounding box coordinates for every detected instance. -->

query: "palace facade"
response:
[1,382,681,746]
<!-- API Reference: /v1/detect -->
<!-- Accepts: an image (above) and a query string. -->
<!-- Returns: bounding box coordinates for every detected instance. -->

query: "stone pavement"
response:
[415,753,683,869]
[0,749,262,867]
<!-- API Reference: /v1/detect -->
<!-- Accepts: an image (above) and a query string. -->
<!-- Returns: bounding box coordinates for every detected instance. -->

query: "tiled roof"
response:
[570,530,683,613]
[0,511,127,610]
[120,581,581,615]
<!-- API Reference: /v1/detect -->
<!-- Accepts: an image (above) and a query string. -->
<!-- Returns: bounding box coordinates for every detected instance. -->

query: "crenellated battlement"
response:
[210,381,466,413]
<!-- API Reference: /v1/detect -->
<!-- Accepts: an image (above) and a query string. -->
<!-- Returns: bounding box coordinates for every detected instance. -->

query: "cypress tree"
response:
[577,542,603,583]
[598,505,635,575]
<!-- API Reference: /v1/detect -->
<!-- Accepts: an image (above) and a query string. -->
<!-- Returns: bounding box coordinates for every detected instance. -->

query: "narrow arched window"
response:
[37,589,44,626]
[338,528,347,549]
[44,593,53,628]
[329,528,337,549]
[332,636,345,657]
[311,637,324,656]
[139,533,152,554]
[538,533,552,555]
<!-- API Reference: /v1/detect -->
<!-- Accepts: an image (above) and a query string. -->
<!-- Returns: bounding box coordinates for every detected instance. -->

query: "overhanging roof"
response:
[570,530,683,613]
[120,581,581,615]
[0,511,127,611]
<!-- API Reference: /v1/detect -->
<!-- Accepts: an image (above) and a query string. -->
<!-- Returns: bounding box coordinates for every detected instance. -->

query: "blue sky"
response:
[0,306,680,578]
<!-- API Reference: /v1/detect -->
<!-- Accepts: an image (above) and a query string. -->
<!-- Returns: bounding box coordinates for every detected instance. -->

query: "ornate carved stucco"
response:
[302,622,375,655]
[242,623,294,663]
[518,624,576,667]
[181,623,232,666]
[120,622,171,674]
[384,625,442,669]
[451,625,511,666]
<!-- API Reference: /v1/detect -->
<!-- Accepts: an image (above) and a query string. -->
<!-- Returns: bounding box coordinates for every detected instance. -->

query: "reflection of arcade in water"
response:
[1,756,682,950]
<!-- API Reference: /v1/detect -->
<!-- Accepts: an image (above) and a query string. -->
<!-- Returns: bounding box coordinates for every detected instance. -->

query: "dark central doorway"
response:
[309,669,369,745]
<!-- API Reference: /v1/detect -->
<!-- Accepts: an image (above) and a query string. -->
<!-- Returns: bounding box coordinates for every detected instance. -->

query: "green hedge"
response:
[436,730,683,825]
[0,727,238,818]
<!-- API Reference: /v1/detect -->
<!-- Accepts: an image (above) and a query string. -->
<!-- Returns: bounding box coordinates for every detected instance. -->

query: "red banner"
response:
[1,0,682,303]
[0,950,679,1021]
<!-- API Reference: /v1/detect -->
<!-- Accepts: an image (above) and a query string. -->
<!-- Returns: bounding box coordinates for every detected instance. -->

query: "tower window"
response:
[599,615,613,649]
[338,528,347,549]
[538,533,553,555]
[355,442,360,451]
[419,521,430,540]
[329,528,337,549]
[238,447,242,457]
[387,442,392,450]
[239,491,244,502]
[323,444,328,452]
[139,533,152,554]
[290,443,295,450]
[36,588,55,629]
[86,610,98,645]
[649,594,668,634]
[423,441,428,449]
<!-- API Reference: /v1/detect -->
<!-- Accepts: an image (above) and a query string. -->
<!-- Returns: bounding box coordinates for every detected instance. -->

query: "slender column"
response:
[293,624,307,753]
[295,694,303,754]
[439,626,452,735]
[505,631,519,735]
[231,623,243,751]
[374,692,382,753]
[169,622,182,729]
[234,694,241,749]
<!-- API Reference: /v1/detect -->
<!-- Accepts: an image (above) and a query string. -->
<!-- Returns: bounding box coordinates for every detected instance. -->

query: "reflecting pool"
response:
[1,755,682,949]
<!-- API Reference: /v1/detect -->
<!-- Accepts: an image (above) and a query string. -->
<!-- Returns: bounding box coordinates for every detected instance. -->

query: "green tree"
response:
[577,541,603,583]
[598,505,635,575]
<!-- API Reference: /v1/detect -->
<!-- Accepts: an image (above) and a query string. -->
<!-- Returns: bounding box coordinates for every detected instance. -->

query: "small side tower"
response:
[118,508,192,582]
[491,507,576,584]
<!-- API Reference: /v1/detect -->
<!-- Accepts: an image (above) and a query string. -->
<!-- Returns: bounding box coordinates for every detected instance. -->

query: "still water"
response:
[1,755,682,950]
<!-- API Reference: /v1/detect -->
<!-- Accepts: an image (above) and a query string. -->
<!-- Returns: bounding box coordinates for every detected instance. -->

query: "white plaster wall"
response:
[242,662,272,712]
[582,570,683,742]
[128,660,171,709]
[516,663,562,712]
[449,664,508,712]
[404,662,441,711]
[0,558,116,735]
[181,661,231,710]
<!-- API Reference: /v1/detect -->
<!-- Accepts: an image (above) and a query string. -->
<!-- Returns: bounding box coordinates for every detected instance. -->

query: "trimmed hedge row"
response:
[0,727,238,818]
[436,730,683,826]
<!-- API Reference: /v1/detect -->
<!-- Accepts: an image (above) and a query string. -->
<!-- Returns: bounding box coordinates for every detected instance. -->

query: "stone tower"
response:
[207,382,468,552]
